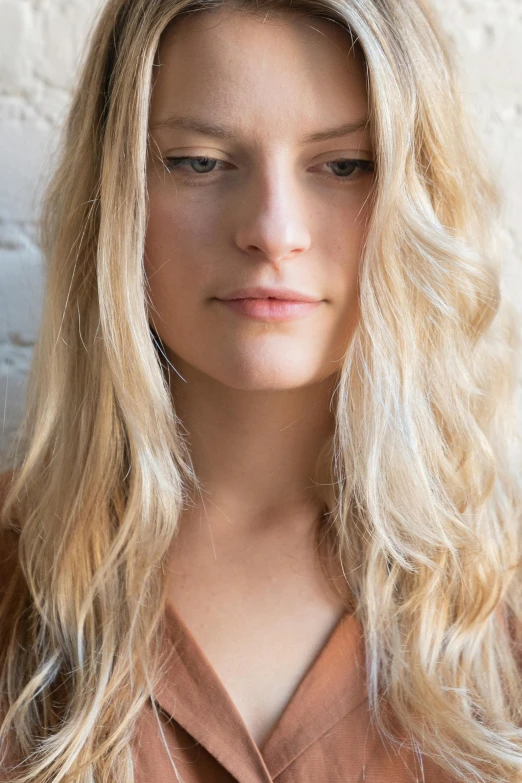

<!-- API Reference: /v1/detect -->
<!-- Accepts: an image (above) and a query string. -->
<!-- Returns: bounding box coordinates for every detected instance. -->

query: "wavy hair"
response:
[1,0,522,780]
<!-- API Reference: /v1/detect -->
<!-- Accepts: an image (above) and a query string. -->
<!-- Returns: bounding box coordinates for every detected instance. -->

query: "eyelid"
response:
[158,145,373,163]
[162,153,375,167]
[162,154,375,182]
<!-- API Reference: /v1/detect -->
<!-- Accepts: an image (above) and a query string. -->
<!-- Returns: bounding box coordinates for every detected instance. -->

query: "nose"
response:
[233,159,312,266]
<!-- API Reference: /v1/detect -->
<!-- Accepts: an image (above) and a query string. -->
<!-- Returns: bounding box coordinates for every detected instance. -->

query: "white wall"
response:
[1,0,521,466]
[0,0,102,464]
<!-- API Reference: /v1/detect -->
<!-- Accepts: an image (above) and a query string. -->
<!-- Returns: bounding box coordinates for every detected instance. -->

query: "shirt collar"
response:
[153,601,369,781]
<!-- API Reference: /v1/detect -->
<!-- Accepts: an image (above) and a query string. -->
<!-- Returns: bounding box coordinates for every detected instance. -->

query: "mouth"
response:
[219,285,322,303]
[215,296,322,322]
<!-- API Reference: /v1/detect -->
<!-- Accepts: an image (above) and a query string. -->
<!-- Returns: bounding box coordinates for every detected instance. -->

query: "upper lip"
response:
[218,286,321,302]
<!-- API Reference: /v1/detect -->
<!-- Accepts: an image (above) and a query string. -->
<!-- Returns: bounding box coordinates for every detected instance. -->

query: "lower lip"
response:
[217,298,322,321]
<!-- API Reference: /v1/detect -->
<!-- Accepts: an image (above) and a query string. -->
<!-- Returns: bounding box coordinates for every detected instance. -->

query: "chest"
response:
[165,522,347,748]
[183,602,346,748]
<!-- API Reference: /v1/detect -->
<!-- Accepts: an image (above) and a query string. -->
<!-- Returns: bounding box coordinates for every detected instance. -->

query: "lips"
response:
[219,286,321,303]
[216,296,322,322]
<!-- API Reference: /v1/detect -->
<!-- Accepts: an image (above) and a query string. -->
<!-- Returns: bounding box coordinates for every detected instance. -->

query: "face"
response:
[145,8,374,391]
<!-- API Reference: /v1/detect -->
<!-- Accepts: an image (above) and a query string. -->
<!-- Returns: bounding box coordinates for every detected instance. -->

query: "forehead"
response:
[149,8,369,144]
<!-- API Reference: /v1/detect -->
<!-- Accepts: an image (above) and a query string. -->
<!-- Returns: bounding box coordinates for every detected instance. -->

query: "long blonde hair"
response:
[1,0,522,780]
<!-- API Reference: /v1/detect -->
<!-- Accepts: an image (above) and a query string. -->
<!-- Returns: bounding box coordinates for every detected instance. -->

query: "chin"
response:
[211,361,326,390]
[172,353,328,391]
[213,373,324,392]
[163,339,340,390]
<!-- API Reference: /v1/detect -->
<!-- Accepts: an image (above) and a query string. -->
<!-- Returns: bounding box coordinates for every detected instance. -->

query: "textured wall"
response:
[0,0,521,466]
[0,0,103,465]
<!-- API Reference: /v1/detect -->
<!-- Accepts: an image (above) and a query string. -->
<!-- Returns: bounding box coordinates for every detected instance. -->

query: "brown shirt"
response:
[132,600,454,782]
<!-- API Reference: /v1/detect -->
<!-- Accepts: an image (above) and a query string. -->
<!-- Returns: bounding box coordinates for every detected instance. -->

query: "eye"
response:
[164,156,225,175]
[163,155,375,183]
[321,158,375,181]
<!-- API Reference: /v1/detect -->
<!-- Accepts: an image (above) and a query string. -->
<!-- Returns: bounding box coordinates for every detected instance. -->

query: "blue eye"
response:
[164,156,223,174]
[163,155,375,183]
[327,159,374,178]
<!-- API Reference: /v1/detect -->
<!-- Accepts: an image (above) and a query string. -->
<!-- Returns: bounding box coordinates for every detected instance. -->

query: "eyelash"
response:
[163,155,375,185]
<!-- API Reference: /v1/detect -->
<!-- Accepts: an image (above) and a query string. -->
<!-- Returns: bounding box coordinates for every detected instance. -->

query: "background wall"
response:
[0,0,521,467]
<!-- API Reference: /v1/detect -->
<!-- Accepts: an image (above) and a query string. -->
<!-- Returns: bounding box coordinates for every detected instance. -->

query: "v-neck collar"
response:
[152,601,369,782]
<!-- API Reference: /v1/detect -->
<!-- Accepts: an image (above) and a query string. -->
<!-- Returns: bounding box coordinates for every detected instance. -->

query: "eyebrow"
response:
[149,114,371,144]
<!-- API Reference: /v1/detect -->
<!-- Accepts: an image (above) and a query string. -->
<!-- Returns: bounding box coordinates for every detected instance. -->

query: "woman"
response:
[1,0,521,781]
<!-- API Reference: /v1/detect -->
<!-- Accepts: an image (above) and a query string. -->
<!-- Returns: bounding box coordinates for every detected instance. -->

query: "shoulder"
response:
[0,471,22,774]
[0,470,21,601]
[0,469,14,509]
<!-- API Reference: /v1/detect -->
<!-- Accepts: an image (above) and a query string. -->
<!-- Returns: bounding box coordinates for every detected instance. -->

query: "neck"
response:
[168,353,338,535]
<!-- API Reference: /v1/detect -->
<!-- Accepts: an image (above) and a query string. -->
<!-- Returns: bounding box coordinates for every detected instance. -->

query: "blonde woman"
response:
[1,0,522,781]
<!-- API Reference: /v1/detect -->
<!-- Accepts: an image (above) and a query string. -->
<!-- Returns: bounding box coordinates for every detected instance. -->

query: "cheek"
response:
[324,198,368,293]
[144,188,220,311]
[320,201,369,347]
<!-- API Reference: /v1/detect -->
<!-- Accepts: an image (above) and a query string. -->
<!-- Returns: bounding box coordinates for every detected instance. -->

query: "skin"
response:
[145,7,374,744]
